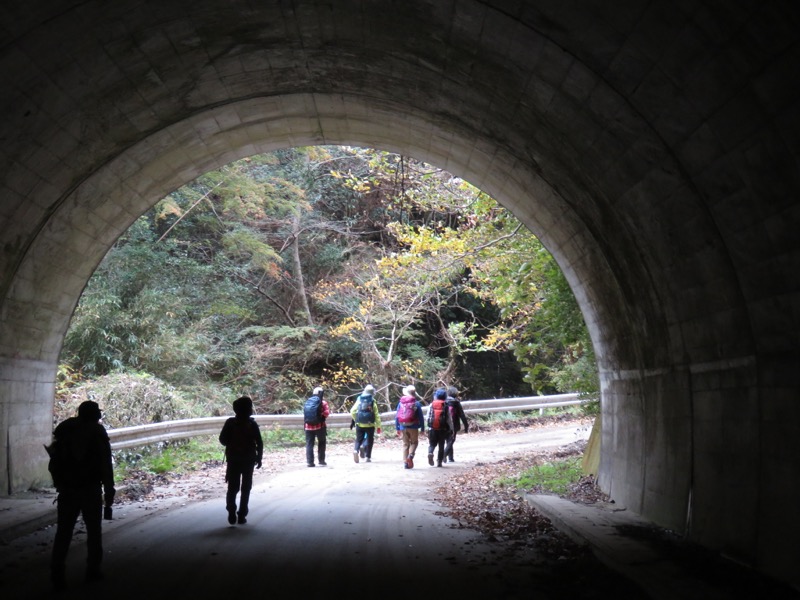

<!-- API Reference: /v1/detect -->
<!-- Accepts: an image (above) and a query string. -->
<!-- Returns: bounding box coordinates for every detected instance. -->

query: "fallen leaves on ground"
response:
[433,438,606,563]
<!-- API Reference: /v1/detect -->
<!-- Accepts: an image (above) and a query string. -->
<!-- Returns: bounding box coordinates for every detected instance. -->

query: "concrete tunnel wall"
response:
[0,0,798,587]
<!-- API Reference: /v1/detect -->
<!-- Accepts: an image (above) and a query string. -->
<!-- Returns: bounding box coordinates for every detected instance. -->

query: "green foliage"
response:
[60,145,597,431]
[54,372,196,428]
[260,427,305,450]
[334,153,599,396]
[113,436,223,480]
[498,456,584,496]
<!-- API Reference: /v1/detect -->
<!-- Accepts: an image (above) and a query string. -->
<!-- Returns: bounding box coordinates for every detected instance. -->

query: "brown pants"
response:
[401,429,420,460]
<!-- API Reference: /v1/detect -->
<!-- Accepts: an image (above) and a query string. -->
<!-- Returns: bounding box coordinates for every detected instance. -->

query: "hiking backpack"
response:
[396,396,417,425]
[427,398,450,430]
[356,395,375,425]
[303,395,323,425]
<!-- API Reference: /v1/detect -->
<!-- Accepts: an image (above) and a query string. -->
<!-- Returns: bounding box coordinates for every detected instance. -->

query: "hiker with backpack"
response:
[303,386,330,467]
[48,400,115,590]
[394,385,425,469]
[219,396,263,525]
[426,388,453,467]
[444,386,469,463]
[349,384,382,463]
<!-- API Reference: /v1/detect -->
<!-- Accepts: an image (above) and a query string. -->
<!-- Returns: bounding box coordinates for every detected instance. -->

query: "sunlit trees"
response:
[337,154,598,398]
[60,145,597,422]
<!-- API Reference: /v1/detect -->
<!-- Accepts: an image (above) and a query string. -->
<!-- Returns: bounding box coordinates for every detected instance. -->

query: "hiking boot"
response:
[366,457,371,462]
[237,514,247,525]
[359,446,366,459]
[319,461,327,466]
[85,568,104,583]
[427,453,434,466]
[227,508,237,524]
[353,451,359,463]
[407,455,414,469]
[437,461,443,467]
[51,570,66,592]
[307,463,315,467]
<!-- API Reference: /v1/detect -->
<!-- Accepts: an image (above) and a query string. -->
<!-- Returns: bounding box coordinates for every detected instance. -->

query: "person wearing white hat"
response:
[395,385,425,469]
[349,385,382,463]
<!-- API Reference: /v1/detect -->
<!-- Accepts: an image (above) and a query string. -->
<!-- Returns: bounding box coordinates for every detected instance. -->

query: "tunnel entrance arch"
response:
[2,87,693,546]
[3,88,672,502]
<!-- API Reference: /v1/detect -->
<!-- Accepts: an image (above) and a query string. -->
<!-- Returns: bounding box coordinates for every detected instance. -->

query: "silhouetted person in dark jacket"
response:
[48,400,115,590]
[444,386,470,462]
[219,396,263,525]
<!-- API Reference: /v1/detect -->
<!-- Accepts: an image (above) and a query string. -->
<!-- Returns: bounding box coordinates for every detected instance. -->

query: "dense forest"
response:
[56,146,597,426]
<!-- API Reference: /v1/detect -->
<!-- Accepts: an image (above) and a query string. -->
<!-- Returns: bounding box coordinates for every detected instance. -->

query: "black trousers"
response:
[51,486,103,576]
[444,431,460,460]
[225,459,256,516]
[305,428,327,465]
[427,429,448,464]
[354,426,375,458]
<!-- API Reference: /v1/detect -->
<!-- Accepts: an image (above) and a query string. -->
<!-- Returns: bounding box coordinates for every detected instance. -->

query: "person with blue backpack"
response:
[395,385,425,469]
[349,384,382,463]
[303,386,330,467]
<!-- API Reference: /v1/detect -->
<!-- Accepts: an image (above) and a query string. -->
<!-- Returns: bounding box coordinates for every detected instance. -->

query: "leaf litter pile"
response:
[433,441,603,550]
[430,418,652,598]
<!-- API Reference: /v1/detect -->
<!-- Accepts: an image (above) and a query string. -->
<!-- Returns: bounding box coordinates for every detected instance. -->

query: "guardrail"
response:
[107,393,582,450]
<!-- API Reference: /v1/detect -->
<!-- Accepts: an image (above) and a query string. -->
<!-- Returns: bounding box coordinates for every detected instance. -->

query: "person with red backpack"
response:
[219,396,263,525]
[426,388,452,467]
[394,385,425,469]
[444,386,469,462]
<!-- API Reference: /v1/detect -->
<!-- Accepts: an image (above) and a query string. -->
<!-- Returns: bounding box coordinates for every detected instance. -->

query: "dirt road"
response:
[1,421,601,599]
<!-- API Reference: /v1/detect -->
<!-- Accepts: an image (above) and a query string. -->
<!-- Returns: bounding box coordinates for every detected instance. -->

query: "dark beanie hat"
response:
[233,396,254,417]
[78,400,102,421]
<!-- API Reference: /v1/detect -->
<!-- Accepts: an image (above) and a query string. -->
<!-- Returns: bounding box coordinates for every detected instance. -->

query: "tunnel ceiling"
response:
[1,0,798,376]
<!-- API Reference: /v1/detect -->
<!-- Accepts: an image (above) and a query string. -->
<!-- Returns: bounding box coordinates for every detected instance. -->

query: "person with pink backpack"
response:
[394,385,425,469]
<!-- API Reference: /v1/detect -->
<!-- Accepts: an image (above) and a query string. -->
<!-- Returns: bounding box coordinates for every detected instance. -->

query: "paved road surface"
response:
[1,423,592,599]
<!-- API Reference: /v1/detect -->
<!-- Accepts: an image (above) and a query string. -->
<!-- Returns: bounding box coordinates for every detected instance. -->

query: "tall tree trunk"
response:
[291,214,314,327]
